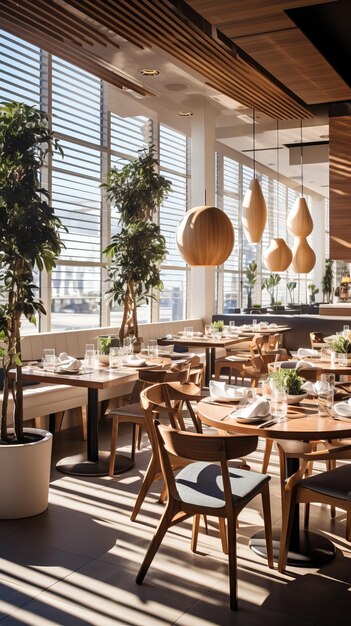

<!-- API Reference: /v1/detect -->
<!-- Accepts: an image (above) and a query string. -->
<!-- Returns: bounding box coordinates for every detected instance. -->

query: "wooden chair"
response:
[107,367,191,477]
[130,382,202,521]
[310,331,326,349]
[215,354,264,387]
[277,441,351,573]
[136,421,274,610]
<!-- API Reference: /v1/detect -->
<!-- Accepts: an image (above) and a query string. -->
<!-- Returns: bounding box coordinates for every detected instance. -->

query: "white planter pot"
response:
[0,428,53,519]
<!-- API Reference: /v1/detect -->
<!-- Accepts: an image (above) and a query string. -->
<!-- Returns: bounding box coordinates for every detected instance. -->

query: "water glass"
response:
[84,346,96,371]
[320,345,331,362]
[238,388,257,409]
[204,324,212,337]
[317,384,334,417]
[148,339,159,357]
[320,373,335,389]
[270,387,288,420]
[43,349,56,372]
[184,326,194,338]
[343,325,349,337]
[123,337,134,355]
[252,318,258,330]
[336,352,348,366]
[229,320,236,329]
[109,347,122,369]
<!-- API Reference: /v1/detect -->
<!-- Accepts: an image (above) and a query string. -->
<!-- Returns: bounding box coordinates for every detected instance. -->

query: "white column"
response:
[189,102,216,323]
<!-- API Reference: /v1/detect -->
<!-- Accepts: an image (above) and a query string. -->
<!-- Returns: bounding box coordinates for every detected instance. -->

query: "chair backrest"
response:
[249,334,266,358]
[310,331,326,348]
[155,421,258,508]
[129,367,190,403]
[140,382,201,462]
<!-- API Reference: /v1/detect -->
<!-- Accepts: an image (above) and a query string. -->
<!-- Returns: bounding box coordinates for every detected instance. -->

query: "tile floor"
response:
[0,420,350,626]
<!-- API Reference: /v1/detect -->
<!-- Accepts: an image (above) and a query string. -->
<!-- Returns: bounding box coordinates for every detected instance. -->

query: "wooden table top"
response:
[197,397,351,441]
[158,335,250,348]
[288,356,351,375]
[19,356,171,390]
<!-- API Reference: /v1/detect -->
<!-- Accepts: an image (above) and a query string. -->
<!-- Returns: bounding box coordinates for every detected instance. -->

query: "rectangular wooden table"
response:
[158,334,250,386]
[20,365,138,476]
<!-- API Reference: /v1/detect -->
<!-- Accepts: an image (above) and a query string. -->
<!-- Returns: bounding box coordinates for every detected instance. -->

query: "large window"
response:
[0,29,191,332]
[159,124,189,322]
[216,152,318,311]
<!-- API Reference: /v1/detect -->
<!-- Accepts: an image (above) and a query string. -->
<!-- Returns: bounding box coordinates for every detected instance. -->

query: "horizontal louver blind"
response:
[0,31,40,106]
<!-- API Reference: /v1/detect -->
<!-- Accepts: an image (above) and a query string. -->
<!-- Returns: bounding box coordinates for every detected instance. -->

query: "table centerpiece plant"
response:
[269,368,306,403]
[329,336,351,356]
[0,101,66,518]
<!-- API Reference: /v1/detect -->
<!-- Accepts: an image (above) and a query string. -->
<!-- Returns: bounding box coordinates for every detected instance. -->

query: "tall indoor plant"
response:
[103,146,171,343]
[244,261,257,310]
[322,259,334,303]
[0,102,65,444]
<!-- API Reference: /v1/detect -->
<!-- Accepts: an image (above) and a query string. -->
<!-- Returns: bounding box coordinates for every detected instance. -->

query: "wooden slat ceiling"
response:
[0,0,313,120]
[187,0,351,105]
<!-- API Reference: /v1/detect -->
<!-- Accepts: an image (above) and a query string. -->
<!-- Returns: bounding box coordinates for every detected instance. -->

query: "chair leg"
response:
[136,501,178,585]
[130,457,161,522]
[219,517,228,554]
[262,439,273,474]
[136,425,142,450]
[158,483,167,504]
[226,515,238,610]
[346,510,351,542]
[109,417,120,477]
[261,483,274,569]
[191,515,200,552]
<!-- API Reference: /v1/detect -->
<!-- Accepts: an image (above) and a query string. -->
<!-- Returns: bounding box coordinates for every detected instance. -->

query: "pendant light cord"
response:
[276,119,279,236]
[253,108,256,178]
[300,119,304,197]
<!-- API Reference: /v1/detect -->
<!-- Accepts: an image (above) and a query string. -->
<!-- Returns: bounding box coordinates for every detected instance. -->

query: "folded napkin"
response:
[230,397,270,419]
[57,356,81,372]
[301,381,315,395]
[193,331,203,337]
[297,348,320,357]
[333,400,351,417]
[296,360,316,370]
[279,359,315,370]
[209,381,246,402]
[124,355,146,366]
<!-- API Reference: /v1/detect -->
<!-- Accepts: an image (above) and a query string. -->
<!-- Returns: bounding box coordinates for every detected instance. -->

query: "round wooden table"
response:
[197,397,351,566]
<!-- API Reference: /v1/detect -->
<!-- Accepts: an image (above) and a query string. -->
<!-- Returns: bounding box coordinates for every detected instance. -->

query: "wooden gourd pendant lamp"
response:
[264,120,292,271]
[241,108,267,243]
[288,120,315,273]
[176,202,234,266]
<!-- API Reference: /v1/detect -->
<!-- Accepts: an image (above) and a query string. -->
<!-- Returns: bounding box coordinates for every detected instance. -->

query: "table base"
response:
[56,451,134,477]
[249,529,336,567]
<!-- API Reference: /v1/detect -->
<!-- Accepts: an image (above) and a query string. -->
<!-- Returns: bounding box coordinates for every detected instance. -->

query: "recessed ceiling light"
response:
[178,111,194,117]
[139,69,159,76]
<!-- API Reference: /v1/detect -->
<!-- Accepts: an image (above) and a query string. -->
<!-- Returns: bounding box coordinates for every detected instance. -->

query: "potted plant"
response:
[103,146,171,345]
[322,259,334,303]
[287,281,297,305]
[308,283,319,304]
[0,101,65,518]
[270,368,307,403]
[262,273,281,306]
[244,261,257,310]
[330,336,351,362]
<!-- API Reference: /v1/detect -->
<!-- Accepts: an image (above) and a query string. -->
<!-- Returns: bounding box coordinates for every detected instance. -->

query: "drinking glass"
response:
[270,387,288,420]
[343,325,350,337]
[320,373,335,389]
[317,384,334,417]
[123,337,134,355]
[184,326,193,338]
[320,345,331,362]
[237,388,257,410]
[148,339,159,357]
[336,352,348,366]
[84,345,96,371]
[252,318,258,330]
[43,349,56,372]
[204,324,212,337]
[109,347,122,369]
[229,320,236,329]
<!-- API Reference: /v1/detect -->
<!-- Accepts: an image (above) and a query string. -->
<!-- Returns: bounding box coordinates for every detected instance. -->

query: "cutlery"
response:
[258,419,280,428]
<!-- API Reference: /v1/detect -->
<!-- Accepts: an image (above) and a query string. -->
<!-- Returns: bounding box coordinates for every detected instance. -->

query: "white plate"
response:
[229,411,271,424]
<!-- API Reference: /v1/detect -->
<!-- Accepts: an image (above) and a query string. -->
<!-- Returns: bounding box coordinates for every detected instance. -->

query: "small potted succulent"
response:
[330,336,351,364]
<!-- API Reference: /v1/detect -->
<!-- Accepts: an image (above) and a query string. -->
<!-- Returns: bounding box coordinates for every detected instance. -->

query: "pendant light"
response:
[264,120,292,272]
[176,205,234,266]
[287,121,313,237]
[241,109,267,243]
[291,237,316,273]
